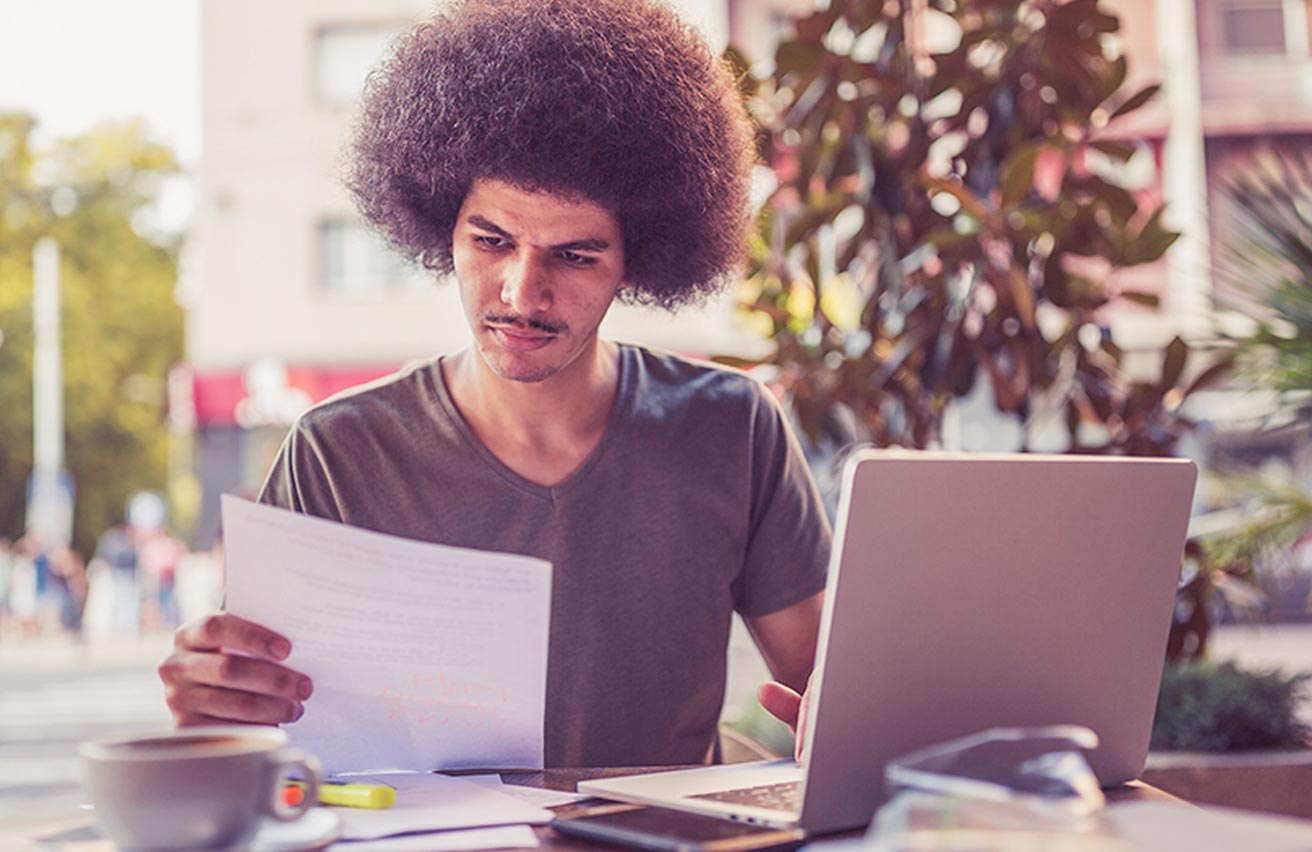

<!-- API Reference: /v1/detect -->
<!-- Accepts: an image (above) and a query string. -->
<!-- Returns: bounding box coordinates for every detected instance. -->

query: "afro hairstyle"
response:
[345,0,758,311]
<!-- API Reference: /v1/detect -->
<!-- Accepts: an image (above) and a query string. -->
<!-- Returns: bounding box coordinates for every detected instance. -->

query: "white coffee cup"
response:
[79,725,321,851]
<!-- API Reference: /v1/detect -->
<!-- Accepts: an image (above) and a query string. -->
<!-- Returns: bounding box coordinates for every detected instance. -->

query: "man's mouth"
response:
[486,323,559,352]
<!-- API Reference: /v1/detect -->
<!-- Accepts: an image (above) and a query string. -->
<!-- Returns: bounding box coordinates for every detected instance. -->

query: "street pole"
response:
[1155,0,1213,338]
[27,237,73,548]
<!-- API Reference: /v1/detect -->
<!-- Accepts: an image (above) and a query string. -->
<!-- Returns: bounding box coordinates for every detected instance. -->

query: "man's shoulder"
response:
[294,358,438,436]
[624,344,774,411]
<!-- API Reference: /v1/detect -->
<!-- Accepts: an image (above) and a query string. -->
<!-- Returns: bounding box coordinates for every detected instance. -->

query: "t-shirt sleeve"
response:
[256,420,343,521]
[732,385,832,617]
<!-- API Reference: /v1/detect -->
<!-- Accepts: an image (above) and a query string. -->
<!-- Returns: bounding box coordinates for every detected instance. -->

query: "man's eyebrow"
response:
[467,214,610,253]
[467,215,511,237]
[552,237,610,253]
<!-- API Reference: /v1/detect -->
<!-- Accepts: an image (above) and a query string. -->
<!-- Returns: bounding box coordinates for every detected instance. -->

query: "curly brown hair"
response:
[345,0,757,311]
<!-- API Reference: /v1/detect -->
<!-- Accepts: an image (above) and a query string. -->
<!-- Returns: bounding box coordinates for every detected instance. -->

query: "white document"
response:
[464,773,587,808]
[1104,801,1312,852]
[221,496,552,775]
[332,773,553,840]
[335,825,540,852]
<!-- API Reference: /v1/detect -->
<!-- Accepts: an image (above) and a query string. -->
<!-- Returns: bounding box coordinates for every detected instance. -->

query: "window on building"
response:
[315,25,398,105]
[318,221,426,296]
[1218,0,1288,55]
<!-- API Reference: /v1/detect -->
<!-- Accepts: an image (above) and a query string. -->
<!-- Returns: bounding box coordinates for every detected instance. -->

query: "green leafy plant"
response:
[1223,151,1312,410]
[1152,661,1310,752]
[729,0,1227,452]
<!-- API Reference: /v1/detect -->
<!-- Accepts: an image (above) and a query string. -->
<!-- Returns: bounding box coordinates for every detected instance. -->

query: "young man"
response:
[159,0,829,767]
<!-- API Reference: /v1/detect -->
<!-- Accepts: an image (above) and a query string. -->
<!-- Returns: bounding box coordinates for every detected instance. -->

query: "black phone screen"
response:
[551,804,807,852]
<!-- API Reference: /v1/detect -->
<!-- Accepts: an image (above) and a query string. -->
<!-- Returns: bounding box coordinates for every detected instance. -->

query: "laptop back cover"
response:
[797,452,1196,833]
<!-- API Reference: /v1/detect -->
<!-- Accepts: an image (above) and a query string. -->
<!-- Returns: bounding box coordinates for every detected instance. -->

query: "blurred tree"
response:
[1163,150,1312,661]
[730,0,1228,454]
[0,113,183,558]
[1224,152,1312,412]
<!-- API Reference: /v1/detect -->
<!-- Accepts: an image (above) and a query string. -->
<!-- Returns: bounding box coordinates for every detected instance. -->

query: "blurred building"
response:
[1106,0,1312,490]
[178,0,1312,544]
[181,0,775,544]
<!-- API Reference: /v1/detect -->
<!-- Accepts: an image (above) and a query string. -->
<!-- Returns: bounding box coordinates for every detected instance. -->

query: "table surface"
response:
[20,767,1184,851]
[511,768,1184,850]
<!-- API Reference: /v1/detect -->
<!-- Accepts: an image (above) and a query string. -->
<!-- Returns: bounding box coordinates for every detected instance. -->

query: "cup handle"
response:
[266,747,321,822]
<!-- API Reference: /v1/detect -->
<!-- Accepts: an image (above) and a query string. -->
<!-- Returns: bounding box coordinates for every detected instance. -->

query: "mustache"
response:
[482,313,566,335]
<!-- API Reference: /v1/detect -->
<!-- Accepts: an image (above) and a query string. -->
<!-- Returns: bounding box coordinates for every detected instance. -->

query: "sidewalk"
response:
[0,632,173,834]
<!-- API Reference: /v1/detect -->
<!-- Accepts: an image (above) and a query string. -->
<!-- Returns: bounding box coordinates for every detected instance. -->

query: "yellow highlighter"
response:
[288,780,397,809]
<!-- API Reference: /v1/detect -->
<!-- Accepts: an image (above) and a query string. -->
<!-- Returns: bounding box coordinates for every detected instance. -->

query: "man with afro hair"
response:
[160,0,830,768]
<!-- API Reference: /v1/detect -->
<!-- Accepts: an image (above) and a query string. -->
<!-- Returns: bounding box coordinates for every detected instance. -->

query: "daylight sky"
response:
[0,0,201,231]
[0,0,201,174]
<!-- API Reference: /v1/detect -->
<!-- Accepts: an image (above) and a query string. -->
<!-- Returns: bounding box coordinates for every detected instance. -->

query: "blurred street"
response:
[0,632,172,835]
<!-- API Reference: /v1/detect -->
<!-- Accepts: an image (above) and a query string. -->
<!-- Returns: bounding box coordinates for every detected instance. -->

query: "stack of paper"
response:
[331,773,555,850]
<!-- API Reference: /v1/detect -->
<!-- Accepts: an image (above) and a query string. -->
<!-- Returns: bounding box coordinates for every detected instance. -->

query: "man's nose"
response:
[500,253,552,314]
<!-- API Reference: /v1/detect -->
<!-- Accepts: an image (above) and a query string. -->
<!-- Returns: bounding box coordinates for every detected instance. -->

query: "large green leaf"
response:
[1109,83,1161,122]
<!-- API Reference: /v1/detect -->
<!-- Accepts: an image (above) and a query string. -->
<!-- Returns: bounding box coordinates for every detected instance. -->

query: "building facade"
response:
[180,0,1312,543]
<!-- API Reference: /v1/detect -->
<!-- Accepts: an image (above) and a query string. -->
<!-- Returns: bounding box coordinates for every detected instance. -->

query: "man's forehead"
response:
[459,177,621,245]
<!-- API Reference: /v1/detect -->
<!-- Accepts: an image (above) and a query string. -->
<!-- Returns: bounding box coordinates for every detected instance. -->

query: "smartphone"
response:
[550,803,807,852]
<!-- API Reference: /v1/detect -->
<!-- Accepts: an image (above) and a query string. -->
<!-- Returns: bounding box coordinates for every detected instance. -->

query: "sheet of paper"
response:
[221,496,552,775]
[335,824,539,852]
[463,773,588,808]
[1104,801,1312,852]
[332,773,552,840]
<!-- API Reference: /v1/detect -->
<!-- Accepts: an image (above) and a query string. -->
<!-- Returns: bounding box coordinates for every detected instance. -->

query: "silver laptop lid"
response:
[798,451,1196,833]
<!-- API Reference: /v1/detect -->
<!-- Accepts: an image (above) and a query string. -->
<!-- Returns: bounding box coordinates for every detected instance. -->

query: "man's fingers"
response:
[164,650,312,702]
[159,640,313,729]
[756,681,802,730]
[794,672,818,766]
[169,684,304,726]
[175,613,293,660]
[173,710,234,728]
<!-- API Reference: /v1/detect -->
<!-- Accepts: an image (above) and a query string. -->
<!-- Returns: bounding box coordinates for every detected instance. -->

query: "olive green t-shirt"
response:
[258,344,831,767]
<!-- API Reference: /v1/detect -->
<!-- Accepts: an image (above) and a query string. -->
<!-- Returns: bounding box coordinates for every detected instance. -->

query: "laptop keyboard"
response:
[690,781,801,813]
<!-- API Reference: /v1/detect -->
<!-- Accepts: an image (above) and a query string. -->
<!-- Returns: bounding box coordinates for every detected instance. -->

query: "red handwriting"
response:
[377,672,511,738]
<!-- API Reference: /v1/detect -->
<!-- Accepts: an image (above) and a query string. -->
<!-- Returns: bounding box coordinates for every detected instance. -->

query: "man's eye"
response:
[559,251,596,266]
[474,234,508,249]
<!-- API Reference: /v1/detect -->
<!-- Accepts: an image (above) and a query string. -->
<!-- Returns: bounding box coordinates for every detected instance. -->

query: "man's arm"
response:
[744,590,823,693]
[745,591,823,763]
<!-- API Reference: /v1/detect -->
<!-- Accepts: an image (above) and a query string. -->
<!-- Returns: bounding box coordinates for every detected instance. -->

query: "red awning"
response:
[189,363,401,427]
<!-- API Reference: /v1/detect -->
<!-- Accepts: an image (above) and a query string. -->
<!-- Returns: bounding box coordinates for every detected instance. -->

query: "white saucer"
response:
[250,808,341,852]
[34,808,339,851]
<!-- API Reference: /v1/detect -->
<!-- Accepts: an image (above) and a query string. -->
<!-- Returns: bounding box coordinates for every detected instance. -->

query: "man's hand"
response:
[757,672,816,765]
[158,613,313,727]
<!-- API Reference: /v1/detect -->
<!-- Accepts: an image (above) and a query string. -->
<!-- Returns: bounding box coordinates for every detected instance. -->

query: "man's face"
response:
[451,178,625,383]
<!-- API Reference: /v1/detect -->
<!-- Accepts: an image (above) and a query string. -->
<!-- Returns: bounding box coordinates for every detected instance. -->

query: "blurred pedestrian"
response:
[93,520,139,636]
[0,537,12,637]
[10,535,39,635]
[138,531,185,630]
[50,545,87,639]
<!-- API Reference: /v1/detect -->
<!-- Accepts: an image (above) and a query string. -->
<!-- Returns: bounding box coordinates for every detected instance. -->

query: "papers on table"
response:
[847,796,1312,852]
[221,496,552,775]
[336,825,539,851]
[464,773,587,808]
[330,773,552,841]
[1103,801,1312,852]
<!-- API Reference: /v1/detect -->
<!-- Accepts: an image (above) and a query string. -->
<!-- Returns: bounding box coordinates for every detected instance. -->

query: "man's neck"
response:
[442,340,622,486]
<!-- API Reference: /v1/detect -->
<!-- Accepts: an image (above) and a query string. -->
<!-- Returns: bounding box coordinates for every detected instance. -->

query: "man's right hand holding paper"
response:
[159,613,314,727]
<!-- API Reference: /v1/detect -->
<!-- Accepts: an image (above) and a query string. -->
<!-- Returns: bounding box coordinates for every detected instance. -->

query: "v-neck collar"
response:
[430,345,635,503]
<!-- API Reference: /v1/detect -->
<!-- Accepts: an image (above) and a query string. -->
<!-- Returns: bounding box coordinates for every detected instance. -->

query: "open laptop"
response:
[579,451,1197,834]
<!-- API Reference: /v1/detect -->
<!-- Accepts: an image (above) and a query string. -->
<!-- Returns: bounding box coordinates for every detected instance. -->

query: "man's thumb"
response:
[756,681,802,730]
